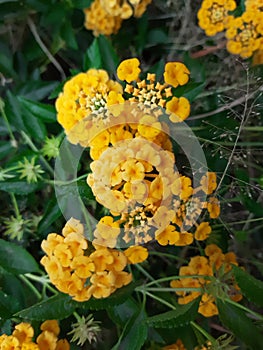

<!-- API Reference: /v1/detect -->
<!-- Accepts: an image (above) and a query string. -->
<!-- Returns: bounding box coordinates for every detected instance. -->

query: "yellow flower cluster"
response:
[197,0,237,36]
[162,339,186,350]
[198,0,263,59]
[41,218,148,302]
[0,320,69,350]
[170,244,242,317]
[226,8,263,58]
[55,69,123,133]
[84,0,152,36]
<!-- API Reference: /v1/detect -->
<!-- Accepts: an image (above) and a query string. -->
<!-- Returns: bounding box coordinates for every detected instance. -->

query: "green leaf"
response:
[147,28,168,45]
[217,299,263,349]
[97,35,119,74]
[0,239,39,274]
[15,293,75,321]
[38,197,62,235]
[232,265,263,307]
[147,298,200,328]
[18,97,56,123]
[108,297,139,326]
[73,0,92,9]
[61,22,78,50]
[0,52,17,79]
[72,282,137,310]
[0,181,39,195]
[112,308,148,350]
[0,290,20,319]
[83,38,102,70]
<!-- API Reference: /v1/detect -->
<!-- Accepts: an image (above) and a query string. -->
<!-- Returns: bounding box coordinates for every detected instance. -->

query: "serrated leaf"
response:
[18,97,56,123]
[217,299,263,349]
[15,293,75,321]
[112,308,148,350]
[147,297,200,328]
[83,38,102,70]
[72,282,137,310]
[0,181,39,195]
[0,239,39,274]
[232,265,263,307]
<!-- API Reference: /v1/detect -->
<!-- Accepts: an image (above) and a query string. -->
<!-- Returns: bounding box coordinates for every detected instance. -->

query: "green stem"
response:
[21,131,54,176]
[143,291,177,310]
[0,98,17,147]
[148,251,188,263]
[136,287,202,293]
[224,298,263,321]
[135,263,157,284]
[212,217,263,228]
[45,173,90,186]
[10,193,20,218]
[143,275,211,288]
[190,321,216,344]
[19,275,42,300]
[25,273,58,294]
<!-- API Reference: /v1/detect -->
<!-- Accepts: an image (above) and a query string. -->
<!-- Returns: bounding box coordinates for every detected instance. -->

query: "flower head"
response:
[17,157,44,183]
[68,314,101,346]
[117,58,141,83]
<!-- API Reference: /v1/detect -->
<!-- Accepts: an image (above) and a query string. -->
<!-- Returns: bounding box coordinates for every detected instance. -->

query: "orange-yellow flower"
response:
[164,62,190,88]
[166,97,191,122]
[124,245,148,264]
[12,323,34,344]
[117,58,141,83]
[194,222,212,241]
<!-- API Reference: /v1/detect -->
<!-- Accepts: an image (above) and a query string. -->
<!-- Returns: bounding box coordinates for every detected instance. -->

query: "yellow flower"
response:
[37,331,57,350]
[174,232,194,246]
[121,159,145,182]
[117,58,141,83]
[0,335,20,350]
[12,323,34,344]
[90,247,115,271]
[164,62,190,88]
[156,225,180,245]
[162,339,186,350]
[71,255,95,279]
[55,339,70,350]
[40,321,60,337]
[124,245,148,264]
[200,172,217,194]
[166,97,191,122]
[21,343,40,350]
[198,294,218,317]
[84,0,123,36]
[207,197,220,218]
[194,222,212,241]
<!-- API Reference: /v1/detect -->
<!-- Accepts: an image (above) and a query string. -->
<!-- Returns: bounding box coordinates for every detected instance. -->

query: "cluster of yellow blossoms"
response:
[162,339,186,350]
[0,320,69,350]
[84,0,152,36]
[41,217,148,302]
[170,244,242,317]
[198,0,263,59]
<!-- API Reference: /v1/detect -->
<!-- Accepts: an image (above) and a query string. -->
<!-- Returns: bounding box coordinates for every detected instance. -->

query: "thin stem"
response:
[45,173,90,186]
[10,193,20,218]
[148,251,188,263]
[224,298,263,321]
[135,263,157,284]
[136,287,202,293]
[25,273,58,294]
[143,291,177,310]
[143,275,211,288]
[191,321,216,344]
[27,17,66,80]
[19,275,42,300]
[21,131,54,176]
[0,98,17,147]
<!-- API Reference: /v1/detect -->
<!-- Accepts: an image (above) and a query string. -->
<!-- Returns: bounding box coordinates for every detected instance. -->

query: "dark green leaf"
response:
[147,29,168,45]
[0,290,20,319]
[5,90,26,132]
[147,297,200,328]
[74,0,92,9]
[21,108,47,141]
[83,38,102,70]
[61,22,78,50]
[15,293,75,320]
[112,308,148,350]
[97,35,119,74]
[38,198,62,235]
[0,239,40,274]
[17,81,59,100]
[0,181,39,195]
[18,97,56,123]
[108,297,139,326]
[232,265,263,307]
[217,299,263,349]
[0,52,17,79]
[0,141,14,160]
